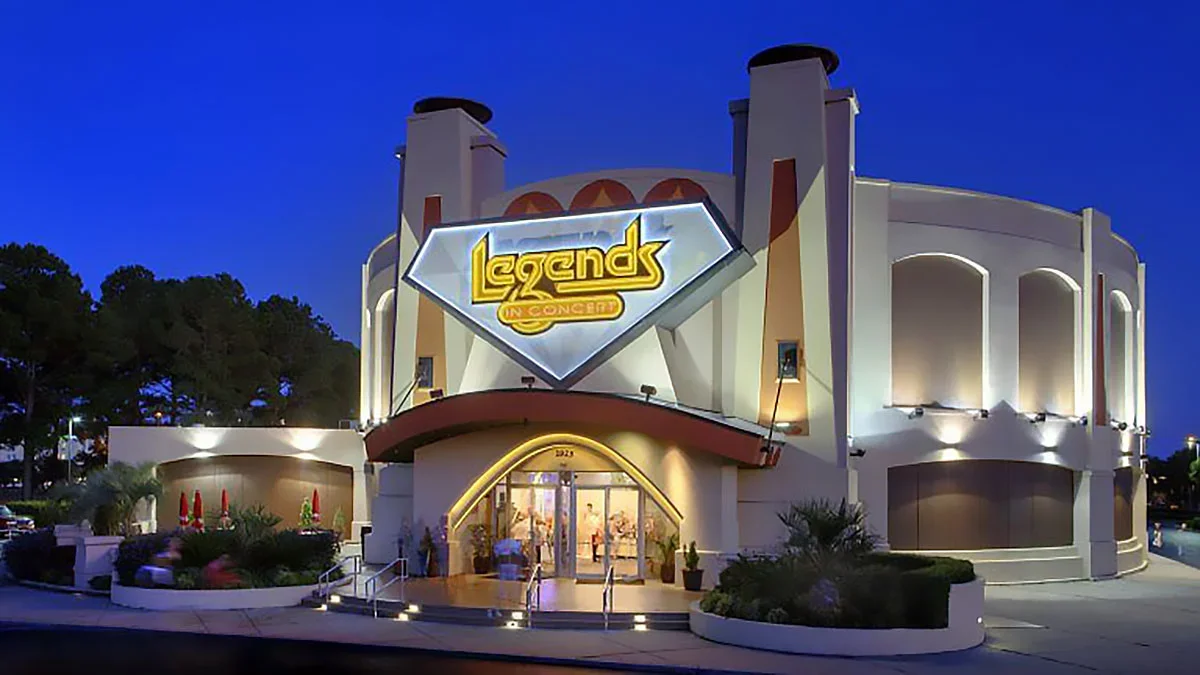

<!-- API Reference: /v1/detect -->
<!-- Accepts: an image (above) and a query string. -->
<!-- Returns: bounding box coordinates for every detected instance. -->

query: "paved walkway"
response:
[1,555,1197,674]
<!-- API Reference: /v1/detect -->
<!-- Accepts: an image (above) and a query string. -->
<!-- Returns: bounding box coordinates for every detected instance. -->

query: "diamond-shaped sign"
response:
[403,199,747,389]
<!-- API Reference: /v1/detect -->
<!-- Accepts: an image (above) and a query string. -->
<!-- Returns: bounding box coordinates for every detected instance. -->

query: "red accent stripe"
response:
[768,159,798,242]
[363,389,769,467]
[423,195,442,235]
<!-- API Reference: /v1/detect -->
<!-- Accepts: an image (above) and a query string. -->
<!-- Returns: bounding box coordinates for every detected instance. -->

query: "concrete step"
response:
[305,595,691,631]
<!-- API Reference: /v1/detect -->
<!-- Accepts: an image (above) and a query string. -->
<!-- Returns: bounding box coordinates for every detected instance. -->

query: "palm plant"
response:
[777,498,878,561]
[67,461,163,536]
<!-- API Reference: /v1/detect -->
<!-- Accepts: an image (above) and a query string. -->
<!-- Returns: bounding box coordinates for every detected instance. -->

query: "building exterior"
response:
[108,43,1147,586]
[358,44,1148,585]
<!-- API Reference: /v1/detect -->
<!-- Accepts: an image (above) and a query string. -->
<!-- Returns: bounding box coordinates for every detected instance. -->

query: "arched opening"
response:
[372,289,396,420]
[1108,291,1133,423]
[157,455,354,538]
[449,433,680,582]
[891,254,986,408]
[1018,269,1078,414]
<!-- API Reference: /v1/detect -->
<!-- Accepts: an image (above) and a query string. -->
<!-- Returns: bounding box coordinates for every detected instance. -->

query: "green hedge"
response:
[699,551,975,629]
[114,528,339,590]
[3,500,73,527]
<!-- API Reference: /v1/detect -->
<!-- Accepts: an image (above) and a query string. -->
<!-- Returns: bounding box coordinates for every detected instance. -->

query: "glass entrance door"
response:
[575,488,606,578]
[572,480,644,581]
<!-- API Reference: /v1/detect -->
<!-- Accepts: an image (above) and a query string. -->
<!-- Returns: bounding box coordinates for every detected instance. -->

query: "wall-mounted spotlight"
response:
[639,384,657,402]
[973,409,990,420]
[849,448,866,458]
[1111,420,1129,432]
[520,376,536,390]
[429,388,444,400]
[907,407,924,420]
[1025,412,1048,424]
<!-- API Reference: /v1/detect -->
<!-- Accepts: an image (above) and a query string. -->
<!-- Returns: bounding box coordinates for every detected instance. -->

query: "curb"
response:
[14,579,110,597]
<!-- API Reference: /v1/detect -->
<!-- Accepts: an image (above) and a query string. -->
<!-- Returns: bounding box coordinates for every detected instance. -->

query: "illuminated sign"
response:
[404,199,747,388]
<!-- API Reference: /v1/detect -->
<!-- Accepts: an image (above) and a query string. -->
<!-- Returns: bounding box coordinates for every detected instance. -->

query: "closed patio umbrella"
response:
[220,489,230,529]
[178,492,188,528]
[192,490,204,531]
[312,489,321,526]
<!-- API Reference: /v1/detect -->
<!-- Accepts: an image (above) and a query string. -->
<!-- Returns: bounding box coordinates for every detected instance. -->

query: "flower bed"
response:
[690,577,984,656]
[114,522,339,592]
[111,581,324,611]
[689,499,985,655]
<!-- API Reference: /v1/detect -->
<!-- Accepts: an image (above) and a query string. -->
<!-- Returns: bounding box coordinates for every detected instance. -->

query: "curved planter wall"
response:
[689,578,985,656]
[111,583,319,611]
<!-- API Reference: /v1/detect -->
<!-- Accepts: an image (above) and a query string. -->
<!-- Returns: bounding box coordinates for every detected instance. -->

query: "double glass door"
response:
[500,471,643,580]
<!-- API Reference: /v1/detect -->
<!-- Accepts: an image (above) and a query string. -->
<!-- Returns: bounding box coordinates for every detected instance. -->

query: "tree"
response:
[255,295,358,426]
[0,244,94,498]
[63,461,162,536]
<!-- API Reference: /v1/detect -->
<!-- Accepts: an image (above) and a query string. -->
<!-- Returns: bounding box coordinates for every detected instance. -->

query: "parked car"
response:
[0,504,35,537]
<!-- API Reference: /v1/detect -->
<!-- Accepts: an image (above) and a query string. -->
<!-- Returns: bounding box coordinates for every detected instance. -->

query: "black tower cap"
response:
[747,44,839,75]
[412,97,493,125]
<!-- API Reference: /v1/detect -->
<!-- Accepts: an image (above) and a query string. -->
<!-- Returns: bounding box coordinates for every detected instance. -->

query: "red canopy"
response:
[192,490,204,531]
[311,489,321,524]
[178,492,188,527]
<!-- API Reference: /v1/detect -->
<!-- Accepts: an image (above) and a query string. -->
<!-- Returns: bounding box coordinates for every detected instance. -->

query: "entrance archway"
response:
[448,433,681,582]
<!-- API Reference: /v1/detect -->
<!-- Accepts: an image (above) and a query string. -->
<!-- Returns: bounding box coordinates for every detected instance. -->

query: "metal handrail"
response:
[524,563,543,627]
[365,557,408,618]
[601,564,615,630]
[317,554,361,599]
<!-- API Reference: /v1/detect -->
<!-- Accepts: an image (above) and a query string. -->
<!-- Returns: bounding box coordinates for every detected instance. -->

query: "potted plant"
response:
[468,524,492,574]
[656,531,679,584]
[682,540,703,591]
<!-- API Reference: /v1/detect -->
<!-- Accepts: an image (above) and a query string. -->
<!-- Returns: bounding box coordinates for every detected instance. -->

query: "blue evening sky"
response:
[1,2,1196,455]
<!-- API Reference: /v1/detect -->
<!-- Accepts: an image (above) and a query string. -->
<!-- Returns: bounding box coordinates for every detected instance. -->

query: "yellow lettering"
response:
[470,214,667,333]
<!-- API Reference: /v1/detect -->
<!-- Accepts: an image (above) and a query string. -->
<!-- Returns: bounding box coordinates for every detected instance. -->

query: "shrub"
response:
[88,575,112,591]
[114,532,173,586]
[174,568,200,590]
[180,530,242,569]
[4,500,73,527]
[698,500,975,630]
[684,541,700,571]
[3,528,75,583]
[227,503,283,542]
[778,498,878,561]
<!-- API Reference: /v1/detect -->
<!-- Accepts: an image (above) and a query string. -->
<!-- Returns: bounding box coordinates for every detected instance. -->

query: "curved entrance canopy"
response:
[363,389,776,467]
[447,432,681,531]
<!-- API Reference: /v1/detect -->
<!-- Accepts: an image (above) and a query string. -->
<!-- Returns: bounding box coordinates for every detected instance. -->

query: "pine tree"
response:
[299,497,314,530]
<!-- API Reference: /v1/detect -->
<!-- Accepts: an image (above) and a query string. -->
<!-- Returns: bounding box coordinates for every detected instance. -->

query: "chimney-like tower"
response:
[393,97,507,409]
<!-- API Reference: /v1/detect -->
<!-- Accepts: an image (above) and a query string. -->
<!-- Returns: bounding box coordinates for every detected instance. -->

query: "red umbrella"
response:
[192,490,204,531]
[311,489,321,525]
[220,489,230,529]
[178,492,189,528]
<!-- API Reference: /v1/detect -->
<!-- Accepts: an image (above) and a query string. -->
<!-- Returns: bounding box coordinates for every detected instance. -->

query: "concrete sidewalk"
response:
[1,555,1197,674]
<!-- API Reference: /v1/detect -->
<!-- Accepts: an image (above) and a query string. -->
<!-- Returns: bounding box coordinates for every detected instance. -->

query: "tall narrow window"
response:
[416,357,434,389]
[778,341,799,380]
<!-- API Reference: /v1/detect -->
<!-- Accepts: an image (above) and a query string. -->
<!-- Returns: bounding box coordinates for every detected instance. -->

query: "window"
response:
[777,341,799,380]
[415,357,434,389]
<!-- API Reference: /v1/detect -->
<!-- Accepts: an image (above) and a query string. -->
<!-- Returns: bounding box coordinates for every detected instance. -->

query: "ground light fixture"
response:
[329,595,341,604]
[406,604,420,613]
[395,613,409,622]
[511,611,524,621]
